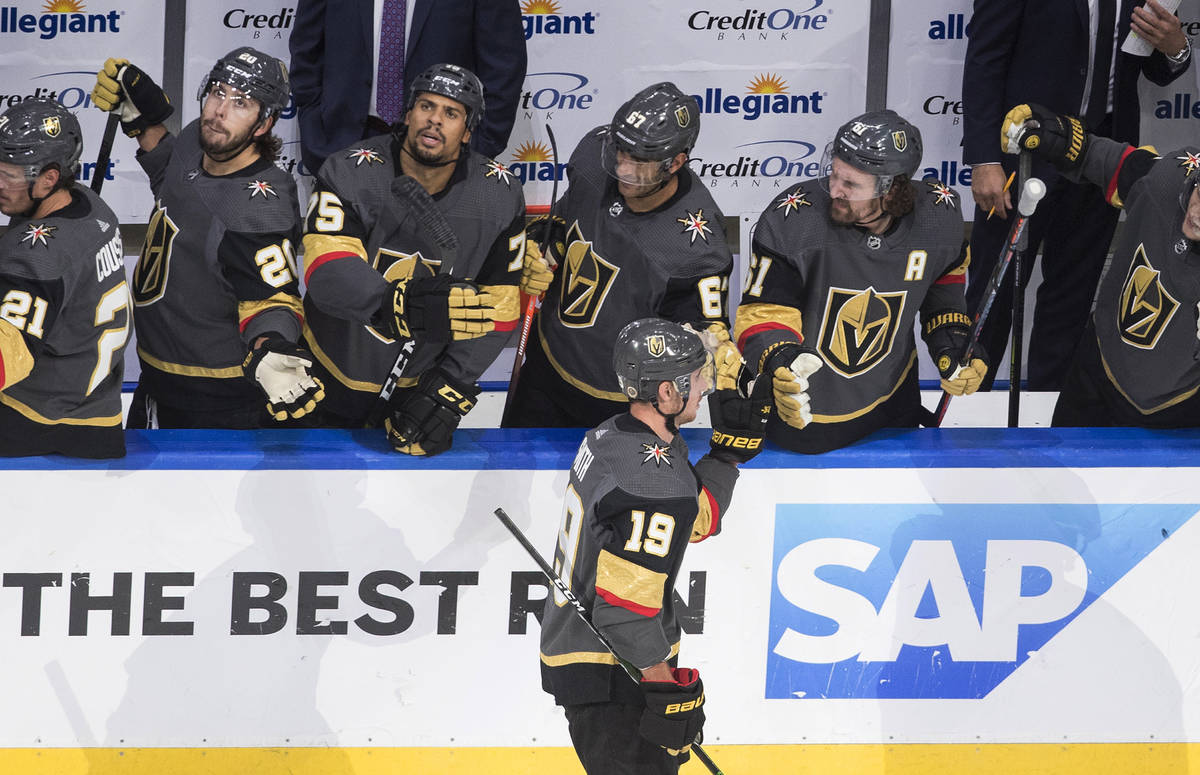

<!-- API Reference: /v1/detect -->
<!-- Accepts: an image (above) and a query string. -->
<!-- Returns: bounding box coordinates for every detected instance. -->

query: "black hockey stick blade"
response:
[492,507,726,775]
[90,114,119,194]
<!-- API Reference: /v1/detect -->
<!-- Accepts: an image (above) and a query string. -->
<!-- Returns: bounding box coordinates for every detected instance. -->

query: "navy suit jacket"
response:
[962,0,1184,166]
[289,0,527,173]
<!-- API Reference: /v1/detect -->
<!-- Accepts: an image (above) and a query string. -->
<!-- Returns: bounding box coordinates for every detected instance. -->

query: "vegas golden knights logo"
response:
[674,106,691,128]
[132,204,179,305]
[647,334,666,357]
[1118,244,1178,349]
[559,221,620,328]
[375,248,440,284]
[817,286,906,377]
[892,131,907,152]
[42,116,60,137]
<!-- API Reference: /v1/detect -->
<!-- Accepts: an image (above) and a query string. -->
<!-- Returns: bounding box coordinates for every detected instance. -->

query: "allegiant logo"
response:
[509,139,567,185]
[690,73,824,121]
[0,1,121,39]
[520,0,597,41]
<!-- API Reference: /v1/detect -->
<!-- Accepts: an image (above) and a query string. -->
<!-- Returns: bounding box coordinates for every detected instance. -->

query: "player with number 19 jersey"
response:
[129,120,304,422]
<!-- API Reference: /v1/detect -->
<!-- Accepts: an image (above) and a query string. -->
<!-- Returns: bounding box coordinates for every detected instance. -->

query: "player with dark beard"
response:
[91,47,324,428]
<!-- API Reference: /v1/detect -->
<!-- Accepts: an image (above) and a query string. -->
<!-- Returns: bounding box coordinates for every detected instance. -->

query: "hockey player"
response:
[0,99,129,458]
[540,317,778,774]
[301,63,523,455]
[734,109,986,454]
[506,82,734,428]
[91,47,324,428]
[1001,104,1200,426]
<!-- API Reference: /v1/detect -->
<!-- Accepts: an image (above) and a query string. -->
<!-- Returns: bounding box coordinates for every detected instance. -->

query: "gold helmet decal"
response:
[1118,244,1179,349]
[817,285,906,376]
[674,105,691,128]
[647,334,666,357]
[559,221,620,329]
[892,130,907,152]
[42,116,60,138]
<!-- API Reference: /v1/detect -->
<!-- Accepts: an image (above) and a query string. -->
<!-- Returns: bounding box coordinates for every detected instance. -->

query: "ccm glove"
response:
[519,215,565,296]
[91,58,173,137]
[640,667,705,757]
[1001,103,1089,172]
[242,335,325,421]
[707,334,772,464]
[924,311,989,396]
[372,275,497,344]
[763,342,822,430]
[385,369,480,457]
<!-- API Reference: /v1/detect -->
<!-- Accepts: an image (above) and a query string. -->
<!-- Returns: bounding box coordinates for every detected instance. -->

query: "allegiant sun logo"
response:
[1,0,122,38]
[520,0,597,40]
[507,139,566,185]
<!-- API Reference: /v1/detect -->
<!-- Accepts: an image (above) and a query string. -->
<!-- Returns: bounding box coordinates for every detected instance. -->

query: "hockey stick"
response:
[1007,152,1033,428]
[493,507,726,775]
[365,175,460,426]
[931,171,1046,427]
[500,124,559,426]
[90,114,119,194]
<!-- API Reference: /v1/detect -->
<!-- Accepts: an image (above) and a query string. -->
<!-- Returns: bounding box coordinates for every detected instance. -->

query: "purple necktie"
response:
[376,0,407,124]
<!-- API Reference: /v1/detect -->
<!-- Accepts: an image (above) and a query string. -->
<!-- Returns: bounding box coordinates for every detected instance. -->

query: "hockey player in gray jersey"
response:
[506,82,734,428]
[540,317,779,774]
[0,99,129,458]
[91,47,324,428]
[1001,103,1200,426]
[734,109,987,454]
[301,63,523,455]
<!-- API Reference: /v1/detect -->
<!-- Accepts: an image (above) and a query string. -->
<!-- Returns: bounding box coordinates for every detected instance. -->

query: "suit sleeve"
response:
[217,229,305,345]
[733,213,807,374]
[288,0,325,111]
[961,0,1027,165]
[436,209,525,384]
[590,486,699,671]
[470,1,527,158]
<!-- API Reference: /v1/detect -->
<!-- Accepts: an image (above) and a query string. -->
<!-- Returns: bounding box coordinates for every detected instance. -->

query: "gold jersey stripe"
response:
[733,302,804,370]
[238,292,303,329]
[595,549,667,611]
[1098,331,1200,414]
[302,322,417,394]
[692,491,714,541]
[0,393,121,427]
[539,316,629,402]
[301,233,367,275]
[541,641,679,668]
[137,346,243,379]
[0,320,34,388]
[809,349,916,423]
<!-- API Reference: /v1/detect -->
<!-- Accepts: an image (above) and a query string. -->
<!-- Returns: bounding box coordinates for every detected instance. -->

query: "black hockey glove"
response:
[385,369,480,457]
[923,311,989,396]
[762,342,823,430]
[1001,103,1089,172]
[91,58,173,137]
[242,335,325,421]
[707,344,773,465]
[639,667,705,757]
[371,275,497,344]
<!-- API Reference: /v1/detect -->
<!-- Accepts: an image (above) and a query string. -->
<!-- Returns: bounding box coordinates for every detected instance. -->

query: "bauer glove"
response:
[640,667,705,757]
[705,329,772,464]
[371,274,497,344]
[763,342,822,430]
[242,335,325,421]
[924,311,989,396]
[1001,103,1089,172]
[385,369,479,457]
[91,58,173,137]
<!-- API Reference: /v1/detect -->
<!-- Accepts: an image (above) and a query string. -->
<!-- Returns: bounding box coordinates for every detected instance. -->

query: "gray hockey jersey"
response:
[1083,141,1200,413]
[539,412,737,707]
[132,120,303,411]
[735,178,968,428]
[301,135,524,423]
[536,127,733,401]
[0,186,127,457]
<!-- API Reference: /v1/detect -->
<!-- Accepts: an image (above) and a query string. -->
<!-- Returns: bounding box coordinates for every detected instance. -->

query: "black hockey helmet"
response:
[406,63,486,131]
[821,109,923,198]
[197,46,290,121]
[602,82,699,184]
[614,318,713,404]
[0,97,82,182]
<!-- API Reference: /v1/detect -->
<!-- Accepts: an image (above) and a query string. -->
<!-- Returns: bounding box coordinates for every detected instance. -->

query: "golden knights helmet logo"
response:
[647,334,666,357]
[1118,244,1179,349]
[817,286,906,376]
[559,220,620,328]
[42,116,61,138]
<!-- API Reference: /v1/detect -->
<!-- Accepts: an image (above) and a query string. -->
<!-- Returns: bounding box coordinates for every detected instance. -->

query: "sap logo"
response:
[928,12,968,40]
[0,4,121,40]
[922,160,971,187]
[521,1,597,41]
[520,72,596,115]
[509,139,567,185]
[766,503,1197,700]
[1154,94,1200,120]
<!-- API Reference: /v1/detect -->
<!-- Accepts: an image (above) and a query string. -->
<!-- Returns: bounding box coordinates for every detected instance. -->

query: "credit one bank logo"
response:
[766,503,1196,699]
[686,2,831,40]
